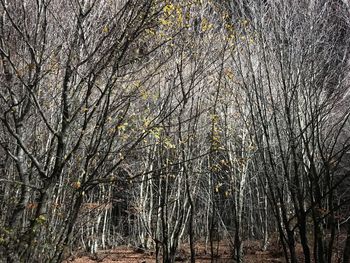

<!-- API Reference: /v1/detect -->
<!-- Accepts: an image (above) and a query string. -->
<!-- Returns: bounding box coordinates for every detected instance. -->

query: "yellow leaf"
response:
[145,29,156,35]
[117,122,128,131]
[102,25,109,33]
[160,18,172,26]
[36,215,46,224]
[72,181,81,189]
[164,137,175,149]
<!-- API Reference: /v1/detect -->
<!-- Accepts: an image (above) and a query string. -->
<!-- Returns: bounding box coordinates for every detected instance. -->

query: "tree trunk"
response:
[343,220,350,263]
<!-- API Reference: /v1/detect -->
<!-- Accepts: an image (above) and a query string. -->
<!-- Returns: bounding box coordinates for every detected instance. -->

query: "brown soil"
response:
[64,241,286,263]
[64,231,348,262]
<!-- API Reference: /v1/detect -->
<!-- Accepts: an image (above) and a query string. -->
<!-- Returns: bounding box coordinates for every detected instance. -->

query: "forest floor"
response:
[65,241,288,263]
[65,234,347,263]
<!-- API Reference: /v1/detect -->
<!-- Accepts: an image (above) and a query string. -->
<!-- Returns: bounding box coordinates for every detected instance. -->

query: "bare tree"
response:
[228,0,350,262]
[0,0,178,261]
[1,0,349,262]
